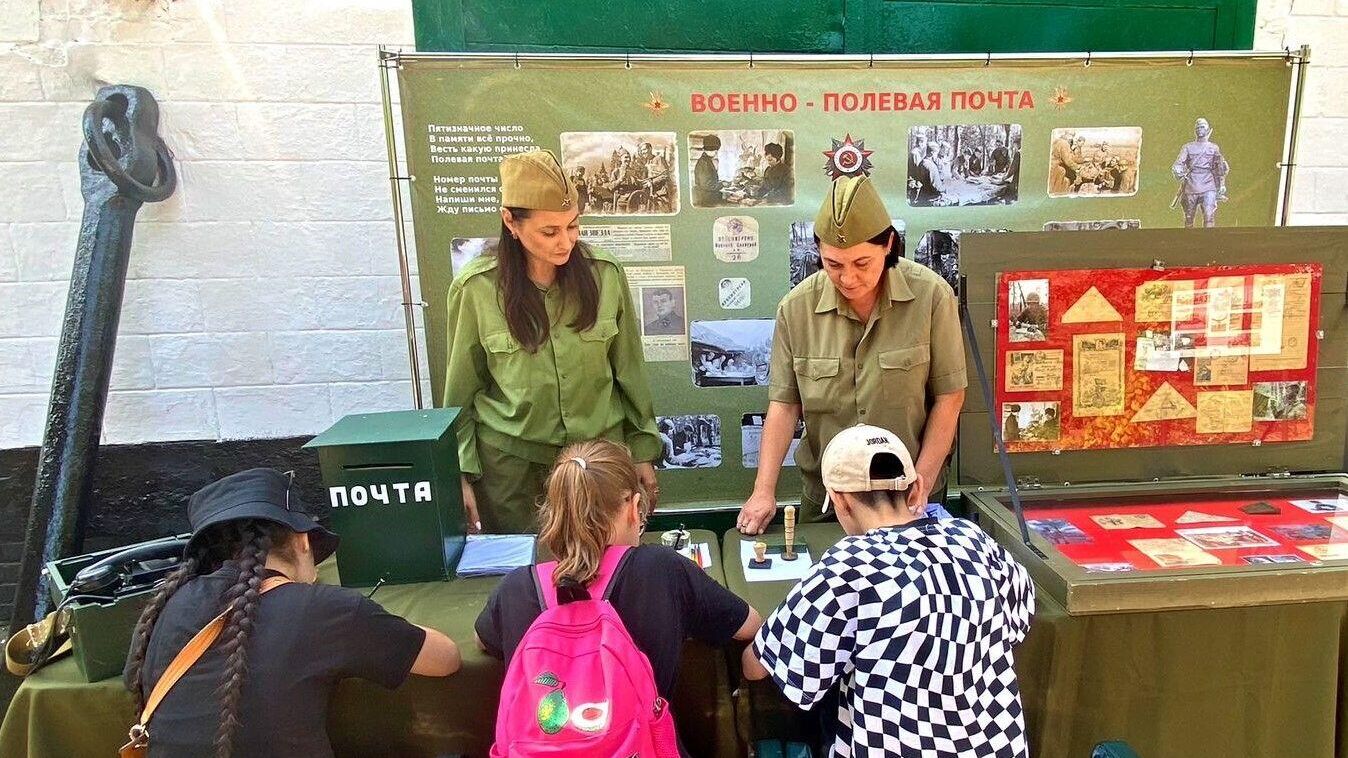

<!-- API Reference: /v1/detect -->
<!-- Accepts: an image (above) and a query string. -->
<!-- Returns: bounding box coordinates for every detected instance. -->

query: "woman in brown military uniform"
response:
[736,175,967,534]
[444,149,661,534]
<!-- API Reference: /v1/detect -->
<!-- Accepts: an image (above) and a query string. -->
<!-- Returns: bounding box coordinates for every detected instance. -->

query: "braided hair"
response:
[125,519,291,758]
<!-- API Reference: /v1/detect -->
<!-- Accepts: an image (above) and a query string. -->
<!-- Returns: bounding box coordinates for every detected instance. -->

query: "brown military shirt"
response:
[768,259,967,504]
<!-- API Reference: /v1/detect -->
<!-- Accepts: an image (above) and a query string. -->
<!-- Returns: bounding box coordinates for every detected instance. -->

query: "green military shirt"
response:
[443,248,661,475]
[768,258,967,505]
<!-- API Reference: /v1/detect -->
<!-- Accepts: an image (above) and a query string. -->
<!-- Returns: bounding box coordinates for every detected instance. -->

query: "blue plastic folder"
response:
[455,534,536,577]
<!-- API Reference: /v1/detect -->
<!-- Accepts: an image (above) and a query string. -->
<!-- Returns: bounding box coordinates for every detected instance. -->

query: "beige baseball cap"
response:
[499,149,579,212]
[820,424,916,513]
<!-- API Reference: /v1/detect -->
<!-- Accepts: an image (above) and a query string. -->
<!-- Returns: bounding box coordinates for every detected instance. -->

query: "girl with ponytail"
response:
[475,439,762,751]
[124,468,460,757]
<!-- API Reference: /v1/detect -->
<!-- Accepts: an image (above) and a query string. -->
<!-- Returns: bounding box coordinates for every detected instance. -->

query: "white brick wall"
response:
[0,0,1343,448]
[0,0,424,448]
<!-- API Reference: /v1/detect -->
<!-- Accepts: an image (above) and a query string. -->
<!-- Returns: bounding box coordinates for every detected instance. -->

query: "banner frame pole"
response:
[386,49,1308,65]
[379,45,425,410]
[1279,44,1311,227]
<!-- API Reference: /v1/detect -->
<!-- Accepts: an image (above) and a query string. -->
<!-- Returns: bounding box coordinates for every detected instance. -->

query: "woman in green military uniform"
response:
[445,149,661,533]
[736,174,967,534]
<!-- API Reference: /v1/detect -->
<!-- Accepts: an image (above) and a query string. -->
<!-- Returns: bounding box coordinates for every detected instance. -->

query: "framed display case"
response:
[956,226,1348,615]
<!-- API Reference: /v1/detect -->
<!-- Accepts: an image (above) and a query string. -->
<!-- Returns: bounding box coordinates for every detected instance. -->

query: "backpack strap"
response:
[534,544,633,609]
[123,576,290,752]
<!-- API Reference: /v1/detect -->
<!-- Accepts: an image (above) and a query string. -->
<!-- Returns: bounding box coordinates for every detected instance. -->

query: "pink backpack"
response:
[490,545,680,758]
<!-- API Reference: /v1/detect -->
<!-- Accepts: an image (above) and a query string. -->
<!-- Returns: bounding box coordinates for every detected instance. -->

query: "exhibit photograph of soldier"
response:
[559,131,678,215]
[690,319,773,387]
[687,129,795,208]
[1172,117,1229,228]
[640,286,686,336]
[905,123,1022,206]
[1003,402,1061,443]
[1048,127,1142,197]
[788,219,907,288]
[656,414,722,469]
[449,236,498,276]
[913,229,1007,294]
[1008,279,1050,342]
[1254,381,1309,421]
[1043,219,1142,231]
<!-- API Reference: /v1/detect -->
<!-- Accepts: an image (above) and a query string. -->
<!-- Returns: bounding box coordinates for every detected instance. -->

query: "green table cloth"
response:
[1,530,740,758]
[722,523,1348,757]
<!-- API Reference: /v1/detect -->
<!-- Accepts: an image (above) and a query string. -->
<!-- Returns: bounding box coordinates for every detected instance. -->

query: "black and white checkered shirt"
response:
[753,517,1034,757]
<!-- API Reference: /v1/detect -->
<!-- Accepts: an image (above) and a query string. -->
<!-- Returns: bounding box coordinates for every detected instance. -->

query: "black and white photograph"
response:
[640,286,686,336]
[1272,524,1337,541]
[741,412,806,468]
[1242,554,1305,565]
[906,123,1022,207]
[688,130,795,208]
[1254,381,1309,421]
[1048,127,1143,197]
[1177,526,1278,550]
[1289,497,1348,514]
[690,319,774,387]
[655,415,722,469]
[1026,518,1091,545]
[450,237,497,276]
[1083,562,1135,573]
[788,219,907,289]
[559,131,678,215]
[1008,279,1050,342]
[1043,219,1142,231]
[1003,402,1061,443]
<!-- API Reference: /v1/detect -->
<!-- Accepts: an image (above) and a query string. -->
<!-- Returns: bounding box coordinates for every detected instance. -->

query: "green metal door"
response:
[411,0,1255,54]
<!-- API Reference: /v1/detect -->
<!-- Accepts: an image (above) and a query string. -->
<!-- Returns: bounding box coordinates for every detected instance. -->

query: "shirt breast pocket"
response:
[483,330,532,388]
[879,344,930,406]
[792,357,841,413]
[575,320,618,379]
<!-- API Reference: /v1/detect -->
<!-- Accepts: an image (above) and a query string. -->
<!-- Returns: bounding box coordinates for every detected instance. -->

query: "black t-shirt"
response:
[126,567,425,758]
[475,544,749,698]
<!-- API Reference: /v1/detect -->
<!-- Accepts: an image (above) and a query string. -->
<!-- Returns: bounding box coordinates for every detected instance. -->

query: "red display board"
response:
[996,264,1321,453]
[1026,495,1348,571]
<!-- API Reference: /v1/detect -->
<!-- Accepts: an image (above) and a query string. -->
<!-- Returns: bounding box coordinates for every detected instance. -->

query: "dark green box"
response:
[304,409,465,587]
[43,536,189,683]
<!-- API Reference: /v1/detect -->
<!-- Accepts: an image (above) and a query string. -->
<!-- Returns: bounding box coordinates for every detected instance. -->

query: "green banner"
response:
[397,54,1294,506]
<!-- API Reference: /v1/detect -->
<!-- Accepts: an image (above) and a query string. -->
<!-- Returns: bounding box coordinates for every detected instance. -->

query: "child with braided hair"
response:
[124,469,459,757]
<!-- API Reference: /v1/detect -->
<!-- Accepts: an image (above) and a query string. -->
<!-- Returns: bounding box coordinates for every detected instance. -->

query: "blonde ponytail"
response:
[539,439,641,588]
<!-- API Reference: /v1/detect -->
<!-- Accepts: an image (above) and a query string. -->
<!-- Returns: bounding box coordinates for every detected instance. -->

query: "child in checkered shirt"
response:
[742,425,1035,758]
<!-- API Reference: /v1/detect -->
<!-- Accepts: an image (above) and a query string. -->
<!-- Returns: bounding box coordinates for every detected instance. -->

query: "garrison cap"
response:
[813,175,891,248]
[499,149,579,212]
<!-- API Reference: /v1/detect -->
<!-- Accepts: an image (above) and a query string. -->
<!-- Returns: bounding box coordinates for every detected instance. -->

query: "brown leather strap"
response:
[136,575,291,729]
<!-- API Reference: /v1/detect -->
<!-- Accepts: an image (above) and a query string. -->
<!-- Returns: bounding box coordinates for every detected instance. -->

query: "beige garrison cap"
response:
[499,149,579,212]
[813,175,891,248]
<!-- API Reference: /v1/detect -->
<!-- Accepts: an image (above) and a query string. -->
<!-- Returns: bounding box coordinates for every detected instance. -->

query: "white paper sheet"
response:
[740,540,814,582]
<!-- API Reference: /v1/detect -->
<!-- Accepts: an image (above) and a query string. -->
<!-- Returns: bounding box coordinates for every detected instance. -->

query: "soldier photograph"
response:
[1048,127,1142,197]
[560,131,679,215]
[906,124,1022,206]
[1171,117,1229,228]
[687,129,796,208]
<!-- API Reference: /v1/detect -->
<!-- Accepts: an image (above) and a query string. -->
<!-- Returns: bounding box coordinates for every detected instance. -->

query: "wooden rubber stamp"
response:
[783,505,798,561]
[748,540,772,569]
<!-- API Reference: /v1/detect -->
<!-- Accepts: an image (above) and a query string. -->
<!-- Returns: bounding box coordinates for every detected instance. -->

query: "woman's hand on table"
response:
[460,475,481,534]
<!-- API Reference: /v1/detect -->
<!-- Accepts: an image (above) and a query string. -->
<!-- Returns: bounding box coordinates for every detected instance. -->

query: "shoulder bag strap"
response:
[136,576,291,729]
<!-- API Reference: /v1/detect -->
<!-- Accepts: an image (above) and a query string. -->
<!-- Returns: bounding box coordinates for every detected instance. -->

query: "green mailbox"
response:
[304,408,466,587]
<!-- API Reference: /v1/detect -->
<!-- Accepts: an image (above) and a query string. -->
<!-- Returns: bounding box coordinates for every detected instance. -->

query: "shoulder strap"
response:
[136,576,291,729]
[534,545,633,609]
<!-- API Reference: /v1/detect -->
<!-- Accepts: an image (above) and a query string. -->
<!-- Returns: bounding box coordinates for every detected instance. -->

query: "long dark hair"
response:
[813,226,904,270]
[126,519,293,758]
[497,207,599,352]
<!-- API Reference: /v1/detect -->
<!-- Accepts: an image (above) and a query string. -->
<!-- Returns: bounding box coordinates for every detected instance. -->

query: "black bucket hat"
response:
[185,468,340,563]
